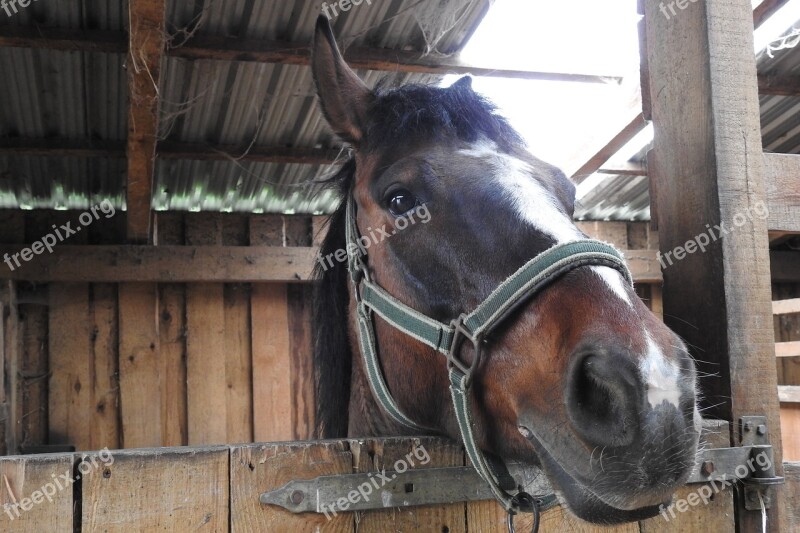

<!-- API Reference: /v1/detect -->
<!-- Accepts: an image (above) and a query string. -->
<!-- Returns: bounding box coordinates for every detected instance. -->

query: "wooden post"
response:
[125,0,166,243]
[644,0,785,530]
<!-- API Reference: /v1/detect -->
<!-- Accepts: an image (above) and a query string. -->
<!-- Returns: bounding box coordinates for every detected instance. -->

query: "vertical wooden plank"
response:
[779,405,800,461]
[118,283,161,448]
[354,438,466,533]
[48,284,92,450]
[157,212,187,447]
[644,0,783,528]
[89,284,120,450]
[250,284,292,442]
[158,284,187,447]
[186,283,227,445]
[287,284,315,440]
[224,284,253,444]
[312,215,329,247]
[185,214,228,446]
[784,462,800,531]
[250,216,293,442]
[230,441,352,532]
[18,287,49,449]
[81,447,229,531]
[0,454,74,532]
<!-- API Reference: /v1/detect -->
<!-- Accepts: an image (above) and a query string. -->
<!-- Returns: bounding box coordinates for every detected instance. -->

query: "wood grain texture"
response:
[230,441,353,532]
[287,284,315,441]
[0,245,317,283]
[353,438,466,532]
[158,284,187,447]
[0,454,73,532]
[186,283,228,445]
[645,0,784,528]
[764,153,800,233]
[18,294,48,449]
[48,284,92,450]
[784,462,800,529]
[89,284,120,450]
[250,284,292,442]
[780,405,800,460]
[224,284,254,444]
[118,283,162,448]
[125,0,166,243]
[81,447,229,531]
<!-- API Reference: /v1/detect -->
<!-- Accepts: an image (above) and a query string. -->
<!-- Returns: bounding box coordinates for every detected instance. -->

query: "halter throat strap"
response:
[345,196,633,512]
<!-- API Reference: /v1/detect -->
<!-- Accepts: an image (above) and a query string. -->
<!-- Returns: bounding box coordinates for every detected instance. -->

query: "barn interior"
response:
[0,0,798,531]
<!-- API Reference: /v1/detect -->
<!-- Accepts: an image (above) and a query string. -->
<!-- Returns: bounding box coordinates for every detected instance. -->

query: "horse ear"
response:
[452,76,473,90]
[311,15,373,144]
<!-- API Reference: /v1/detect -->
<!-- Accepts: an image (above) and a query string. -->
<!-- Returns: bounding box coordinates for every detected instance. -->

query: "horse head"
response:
[311,16,699,524]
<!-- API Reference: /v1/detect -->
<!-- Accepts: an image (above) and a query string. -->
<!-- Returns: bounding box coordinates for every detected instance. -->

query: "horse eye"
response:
[387,190,418,217]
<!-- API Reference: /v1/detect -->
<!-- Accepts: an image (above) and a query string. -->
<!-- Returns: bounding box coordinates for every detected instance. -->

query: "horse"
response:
[309,16,700,525]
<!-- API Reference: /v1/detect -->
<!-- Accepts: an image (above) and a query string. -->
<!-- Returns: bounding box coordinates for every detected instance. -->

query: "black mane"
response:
[312,78,524,438]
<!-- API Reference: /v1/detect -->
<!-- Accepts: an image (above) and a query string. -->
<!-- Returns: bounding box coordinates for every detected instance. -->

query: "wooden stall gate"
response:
[1,433,797,532]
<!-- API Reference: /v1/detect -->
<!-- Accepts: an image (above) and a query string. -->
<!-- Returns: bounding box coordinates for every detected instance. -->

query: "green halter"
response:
[345,196,633,515]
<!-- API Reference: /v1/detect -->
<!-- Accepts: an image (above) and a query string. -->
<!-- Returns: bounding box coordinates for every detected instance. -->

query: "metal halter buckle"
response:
[447,314,484,387]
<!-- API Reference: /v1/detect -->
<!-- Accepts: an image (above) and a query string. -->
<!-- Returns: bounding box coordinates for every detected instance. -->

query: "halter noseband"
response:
[345,196,633,518]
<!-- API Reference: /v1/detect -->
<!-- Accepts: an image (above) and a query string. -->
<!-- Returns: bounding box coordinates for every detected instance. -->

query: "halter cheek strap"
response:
[345,196,633,514]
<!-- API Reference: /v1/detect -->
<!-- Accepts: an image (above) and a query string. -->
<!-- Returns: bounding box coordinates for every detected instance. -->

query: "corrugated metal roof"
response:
[0,0,489,212]
[1,2,797,218]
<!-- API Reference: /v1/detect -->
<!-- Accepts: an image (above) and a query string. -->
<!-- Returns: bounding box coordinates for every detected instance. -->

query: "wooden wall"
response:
[774,282,800,461]
[0,210,318,454]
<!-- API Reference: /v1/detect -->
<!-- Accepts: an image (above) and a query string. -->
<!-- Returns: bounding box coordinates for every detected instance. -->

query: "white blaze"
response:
[459,140,632,306]
[641,334,682,409]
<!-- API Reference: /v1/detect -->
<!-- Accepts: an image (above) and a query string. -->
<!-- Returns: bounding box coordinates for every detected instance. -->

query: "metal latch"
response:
[261,417,784,515]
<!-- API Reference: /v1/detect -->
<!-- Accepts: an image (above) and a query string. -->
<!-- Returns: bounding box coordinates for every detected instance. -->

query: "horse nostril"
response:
[567,353,639,448]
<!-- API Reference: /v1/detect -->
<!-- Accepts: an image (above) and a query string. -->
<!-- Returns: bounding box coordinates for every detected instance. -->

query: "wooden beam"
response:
[759,75,800,96]
[157,142,342,165]
[0,245,317,282]
[776,341,800,358]
[0,26,126,53]
[126,0,166,243]
[0,27,620,84]
[773,298,800,315]
[0,138,125,158]
[173,35,621,83]
[764,153,800,233]
[565,84,647,183]
[0,138,341,165]
[644,0,783,529]
[780,386,800,403]
[753,0,792,29]
[596,162,648,176]
[0,245,661,284]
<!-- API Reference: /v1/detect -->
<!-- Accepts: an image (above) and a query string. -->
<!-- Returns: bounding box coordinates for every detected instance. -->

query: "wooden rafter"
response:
[753,0,792,29]
[126,0,166,244]
[0,27,618,83]
[0,245,660,284]
[0,138,342,165]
